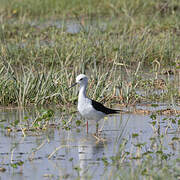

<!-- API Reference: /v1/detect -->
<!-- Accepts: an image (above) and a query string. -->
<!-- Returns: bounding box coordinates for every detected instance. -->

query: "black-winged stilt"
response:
[69,74,120,135]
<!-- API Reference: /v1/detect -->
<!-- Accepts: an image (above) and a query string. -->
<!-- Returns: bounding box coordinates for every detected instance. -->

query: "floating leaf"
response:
[33,122,40,128]
[73,166,81,172]
[62,120,66,125]
[161,154,169,160]
[24,116,29,120]
[11,161,24,168]
[64,126,71,131]
[149,137,156,141]
[178,120,180,125]
[0,119,6,123]
[162,117,168,121]
[134,143,146,147]
[75,120,81,126]
[156,150,163,154]
[141,168,148,175]
[11,163,17,168]
[131,156,142,160]
[171,118,176,124]
[102,157,109,166]
[132,133,139,138]
[172,137,179,141]
[16,161,24,166]
[142,151,153,156]
[11,120,19,127]
[149,121,156,126]
[151,104,159,107]
[150,114,157,120]
[36,117,42,122]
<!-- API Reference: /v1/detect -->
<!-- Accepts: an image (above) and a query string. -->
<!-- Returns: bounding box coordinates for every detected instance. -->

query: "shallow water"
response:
[30,18,107,34]
[0,107,179,179]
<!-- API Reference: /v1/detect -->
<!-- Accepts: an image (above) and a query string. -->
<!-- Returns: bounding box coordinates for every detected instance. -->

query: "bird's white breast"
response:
[78,98,105,121]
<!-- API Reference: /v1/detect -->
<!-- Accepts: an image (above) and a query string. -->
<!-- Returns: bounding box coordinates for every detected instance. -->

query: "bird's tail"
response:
[107,108,122,114]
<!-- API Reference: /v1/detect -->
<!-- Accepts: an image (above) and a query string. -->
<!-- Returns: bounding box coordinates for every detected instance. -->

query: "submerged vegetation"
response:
[0,107,179,179]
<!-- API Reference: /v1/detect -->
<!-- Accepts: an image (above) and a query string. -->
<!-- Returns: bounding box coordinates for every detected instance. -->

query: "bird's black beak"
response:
[68,82,77,89]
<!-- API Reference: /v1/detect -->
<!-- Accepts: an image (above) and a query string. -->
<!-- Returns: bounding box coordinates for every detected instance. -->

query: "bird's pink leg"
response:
[86,121,88,134]
[96,123,99,136]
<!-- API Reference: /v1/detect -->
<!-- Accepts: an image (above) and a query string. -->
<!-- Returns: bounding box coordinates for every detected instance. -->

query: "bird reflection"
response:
[78,134,106,179]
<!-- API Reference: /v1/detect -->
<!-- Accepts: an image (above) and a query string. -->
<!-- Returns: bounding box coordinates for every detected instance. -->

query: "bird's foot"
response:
[93,133,106,143]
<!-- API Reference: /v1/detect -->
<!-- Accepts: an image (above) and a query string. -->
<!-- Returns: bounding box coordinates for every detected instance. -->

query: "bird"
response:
[69,74,120,135]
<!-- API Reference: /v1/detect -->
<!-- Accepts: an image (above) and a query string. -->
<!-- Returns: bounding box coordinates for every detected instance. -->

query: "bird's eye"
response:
[79,78,83,81]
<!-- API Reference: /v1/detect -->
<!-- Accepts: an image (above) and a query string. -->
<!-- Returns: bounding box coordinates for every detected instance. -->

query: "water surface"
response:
[0,107,179,179]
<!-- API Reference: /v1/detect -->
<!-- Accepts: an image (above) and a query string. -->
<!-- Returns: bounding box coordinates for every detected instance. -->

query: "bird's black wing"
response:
[91,99,120,114]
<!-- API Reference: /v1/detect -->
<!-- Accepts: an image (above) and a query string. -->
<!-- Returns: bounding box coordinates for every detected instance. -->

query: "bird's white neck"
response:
[78,84,87,101]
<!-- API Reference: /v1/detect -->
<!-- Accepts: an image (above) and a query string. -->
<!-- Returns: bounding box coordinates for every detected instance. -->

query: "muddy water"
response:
[0,107,179,179]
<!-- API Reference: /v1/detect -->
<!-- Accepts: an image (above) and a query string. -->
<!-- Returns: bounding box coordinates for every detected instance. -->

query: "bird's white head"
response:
[76,74,88,86]
[69,74,88,89]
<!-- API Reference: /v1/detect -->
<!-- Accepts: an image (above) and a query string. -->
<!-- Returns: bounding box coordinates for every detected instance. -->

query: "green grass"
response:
[0,0,179,19]
[0,0,179,106]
